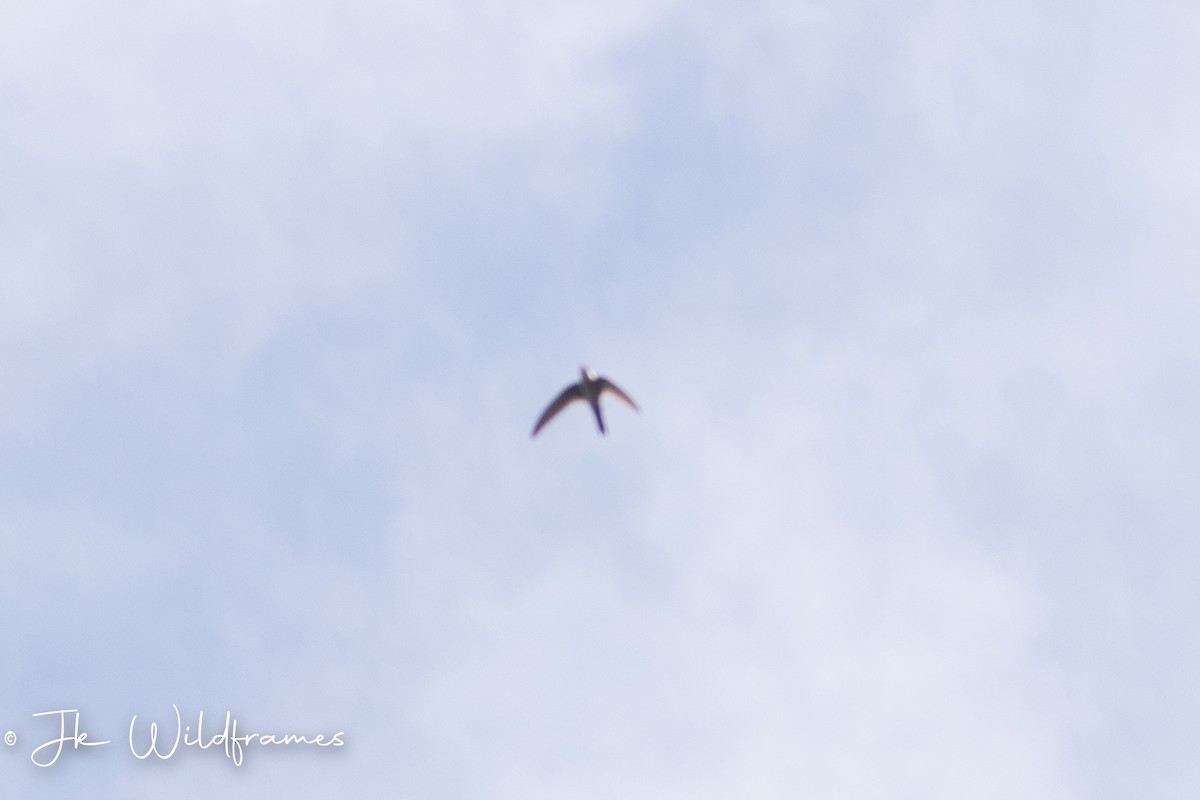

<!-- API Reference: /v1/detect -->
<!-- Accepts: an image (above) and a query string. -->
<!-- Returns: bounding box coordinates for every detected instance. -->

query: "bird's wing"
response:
[531,384,584,436]
[596,378,638,411]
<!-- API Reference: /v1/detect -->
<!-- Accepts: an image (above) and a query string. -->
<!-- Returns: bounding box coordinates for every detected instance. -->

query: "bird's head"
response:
[581,366,597,381]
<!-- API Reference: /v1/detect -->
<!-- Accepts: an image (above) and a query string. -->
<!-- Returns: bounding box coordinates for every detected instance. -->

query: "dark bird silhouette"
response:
[532,366,638,437]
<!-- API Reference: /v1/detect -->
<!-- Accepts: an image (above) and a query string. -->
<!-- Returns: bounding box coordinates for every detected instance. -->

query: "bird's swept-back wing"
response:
[596,378,639,412]
[531,384,584,437]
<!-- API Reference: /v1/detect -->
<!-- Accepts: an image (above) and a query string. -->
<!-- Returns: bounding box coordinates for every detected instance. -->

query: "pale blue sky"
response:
[2,1,1198,797]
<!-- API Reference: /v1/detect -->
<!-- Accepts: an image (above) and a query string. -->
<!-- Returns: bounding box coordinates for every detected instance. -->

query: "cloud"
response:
[2,1,1199,797]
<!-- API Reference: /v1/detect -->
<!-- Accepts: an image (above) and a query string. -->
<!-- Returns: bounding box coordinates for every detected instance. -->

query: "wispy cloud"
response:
[1,0,1197,797]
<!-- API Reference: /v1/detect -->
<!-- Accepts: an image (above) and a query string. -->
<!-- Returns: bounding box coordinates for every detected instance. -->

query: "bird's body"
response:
[531,367,638,437]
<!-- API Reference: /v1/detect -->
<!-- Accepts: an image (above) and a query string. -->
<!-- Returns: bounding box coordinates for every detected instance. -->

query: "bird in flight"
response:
[531,366,639,437]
